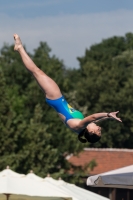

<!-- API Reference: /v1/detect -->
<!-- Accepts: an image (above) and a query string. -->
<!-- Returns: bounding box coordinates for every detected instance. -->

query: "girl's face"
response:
[87,123,101,136]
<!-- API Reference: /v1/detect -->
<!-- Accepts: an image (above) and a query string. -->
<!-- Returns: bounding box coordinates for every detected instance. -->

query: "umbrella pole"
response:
[5,194,10,200]
[109,188,116,200]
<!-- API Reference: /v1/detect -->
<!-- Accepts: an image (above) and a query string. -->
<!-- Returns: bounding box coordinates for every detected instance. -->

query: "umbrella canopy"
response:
[87,164,133,189]
[25,172,75,200]
[0,167,71,200]
[43,176,109,200]
[0,167,109,200]
[0,194,69,200]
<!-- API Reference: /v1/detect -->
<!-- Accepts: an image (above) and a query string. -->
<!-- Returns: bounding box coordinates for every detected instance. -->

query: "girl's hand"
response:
[108,111,122,122]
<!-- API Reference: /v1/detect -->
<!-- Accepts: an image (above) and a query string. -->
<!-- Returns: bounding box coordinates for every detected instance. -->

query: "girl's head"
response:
[78,123,101,143]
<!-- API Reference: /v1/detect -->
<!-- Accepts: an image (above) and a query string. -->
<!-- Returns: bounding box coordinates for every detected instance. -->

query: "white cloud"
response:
[0,9,133,68]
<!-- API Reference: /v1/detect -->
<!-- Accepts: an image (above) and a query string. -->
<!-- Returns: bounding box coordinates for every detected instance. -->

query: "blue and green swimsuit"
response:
[46,96,84,133]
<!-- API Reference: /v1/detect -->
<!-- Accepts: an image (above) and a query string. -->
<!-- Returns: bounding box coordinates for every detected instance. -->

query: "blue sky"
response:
[1,0,133,68]
[1,0,133,17]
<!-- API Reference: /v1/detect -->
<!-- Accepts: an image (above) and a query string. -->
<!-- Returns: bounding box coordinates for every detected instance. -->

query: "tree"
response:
[0,42,84,178]
[1,32,133,180]
[77,33,133,148]
[0,66,18,169]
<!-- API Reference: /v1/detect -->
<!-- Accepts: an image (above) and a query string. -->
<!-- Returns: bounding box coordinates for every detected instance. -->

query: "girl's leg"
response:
[14,34,62,100]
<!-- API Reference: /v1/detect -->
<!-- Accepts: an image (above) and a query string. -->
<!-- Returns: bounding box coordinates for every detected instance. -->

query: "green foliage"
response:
[65,159,97,186]
[1,32,133,181]
[0,41,83,179]
[77,32,133,148]
[0,66,17,168]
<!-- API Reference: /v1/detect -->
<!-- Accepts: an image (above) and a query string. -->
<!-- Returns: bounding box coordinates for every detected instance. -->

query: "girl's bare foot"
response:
[14,34,22,51]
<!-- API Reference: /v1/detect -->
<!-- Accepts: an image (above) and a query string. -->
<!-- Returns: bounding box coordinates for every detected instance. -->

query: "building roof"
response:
[67,148,133,175]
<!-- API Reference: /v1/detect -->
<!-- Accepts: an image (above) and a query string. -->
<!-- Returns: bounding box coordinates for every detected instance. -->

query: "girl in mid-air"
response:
[13,34,122,143]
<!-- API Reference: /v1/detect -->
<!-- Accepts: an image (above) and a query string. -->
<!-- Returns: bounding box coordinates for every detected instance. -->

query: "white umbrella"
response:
[44,176,109,200]
[25,172,75,200]
[0,167,72,200]
[0,167,25,178]
[87,164,133,189]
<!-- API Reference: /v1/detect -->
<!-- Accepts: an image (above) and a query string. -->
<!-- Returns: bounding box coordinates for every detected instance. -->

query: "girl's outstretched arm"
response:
[78,111,122,128]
